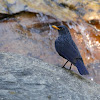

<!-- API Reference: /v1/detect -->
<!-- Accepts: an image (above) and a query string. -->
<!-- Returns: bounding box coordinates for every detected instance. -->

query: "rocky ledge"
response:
[0,52,100,100]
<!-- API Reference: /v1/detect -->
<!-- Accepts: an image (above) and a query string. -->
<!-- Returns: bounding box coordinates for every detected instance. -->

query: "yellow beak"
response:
[52,25,60,30]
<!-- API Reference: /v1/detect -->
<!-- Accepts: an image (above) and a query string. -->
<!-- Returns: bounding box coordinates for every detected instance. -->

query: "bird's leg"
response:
[69,63,72,70]
[62,60,68,68]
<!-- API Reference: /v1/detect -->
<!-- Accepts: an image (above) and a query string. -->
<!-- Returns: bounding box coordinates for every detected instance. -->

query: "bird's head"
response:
[52,25,70,35]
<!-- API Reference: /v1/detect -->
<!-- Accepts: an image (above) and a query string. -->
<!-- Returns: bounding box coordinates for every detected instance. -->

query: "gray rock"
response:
[0,52,100,100]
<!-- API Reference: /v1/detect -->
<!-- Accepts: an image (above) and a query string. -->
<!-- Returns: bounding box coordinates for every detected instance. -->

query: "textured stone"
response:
[0,0,100,21]
[0,52,100,100]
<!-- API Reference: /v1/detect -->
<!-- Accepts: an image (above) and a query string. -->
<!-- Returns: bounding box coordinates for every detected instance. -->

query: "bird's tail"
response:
[75,59,89,75]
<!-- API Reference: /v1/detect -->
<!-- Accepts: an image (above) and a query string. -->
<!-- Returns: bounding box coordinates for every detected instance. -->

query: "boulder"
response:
[0,52,100,100]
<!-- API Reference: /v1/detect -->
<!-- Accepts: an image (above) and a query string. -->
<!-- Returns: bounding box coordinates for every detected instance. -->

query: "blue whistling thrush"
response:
[52,25,89,75]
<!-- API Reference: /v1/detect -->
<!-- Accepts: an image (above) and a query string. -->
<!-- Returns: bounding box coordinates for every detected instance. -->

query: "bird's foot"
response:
[62,65,65,68]
[62,60,68,68]
[69,66,71,70]
[69,63,72,70]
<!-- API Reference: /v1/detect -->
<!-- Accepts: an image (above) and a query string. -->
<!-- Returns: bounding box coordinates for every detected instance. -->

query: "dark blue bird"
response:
[52,25,89,75]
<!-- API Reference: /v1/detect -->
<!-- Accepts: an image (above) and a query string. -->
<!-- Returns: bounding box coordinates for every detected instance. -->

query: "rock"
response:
[0,0,100,21]
[0,1,100,84]
[0,52,100,100]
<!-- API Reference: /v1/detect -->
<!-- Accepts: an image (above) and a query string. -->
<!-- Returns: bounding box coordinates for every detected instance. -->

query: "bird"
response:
[52,25,89,75]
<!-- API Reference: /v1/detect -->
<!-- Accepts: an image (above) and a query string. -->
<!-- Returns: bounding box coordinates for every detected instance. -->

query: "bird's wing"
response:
[70,39,81,56]
[55,38,82,64]
[66,33,81,55]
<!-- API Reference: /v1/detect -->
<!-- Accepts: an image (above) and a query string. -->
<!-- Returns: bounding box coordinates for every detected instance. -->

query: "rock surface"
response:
[0,52,100,100]
[0,0,100,84]
[0,0,100,21]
